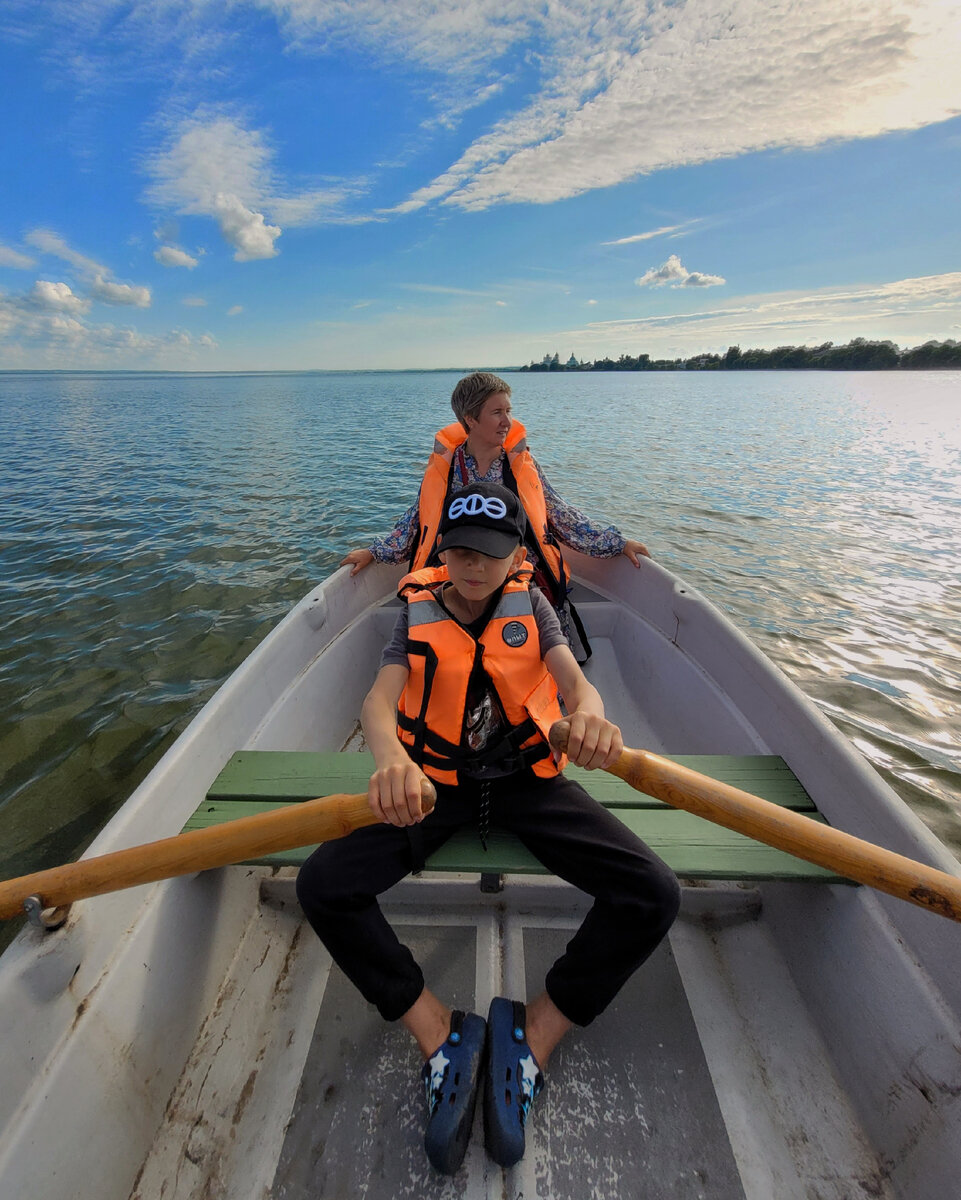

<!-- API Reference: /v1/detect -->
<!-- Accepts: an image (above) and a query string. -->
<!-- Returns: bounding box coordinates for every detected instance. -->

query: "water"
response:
[1,369,959,922]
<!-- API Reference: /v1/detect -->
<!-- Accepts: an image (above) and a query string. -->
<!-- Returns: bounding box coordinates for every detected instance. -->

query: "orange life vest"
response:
[396,565,567,785]
[410,420,571,607]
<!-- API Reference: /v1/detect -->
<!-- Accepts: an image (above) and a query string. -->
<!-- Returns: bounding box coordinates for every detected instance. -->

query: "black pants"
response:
[296,770,681,1026]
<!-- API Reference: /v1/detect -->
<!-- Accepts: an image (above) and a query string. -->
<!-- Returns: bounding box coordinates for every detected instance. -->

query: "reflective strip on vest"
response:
[406,597,448,628]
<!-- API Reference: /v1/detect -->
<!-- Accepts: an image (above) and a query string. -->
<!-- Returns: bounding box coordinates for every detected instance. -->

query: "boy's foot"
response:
[483,997,544,1167]
[422,1010,487,1174]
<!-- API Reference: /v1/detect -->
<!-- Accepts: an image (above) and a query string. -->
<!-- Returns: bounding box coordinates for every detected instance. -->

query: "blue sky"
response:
[1,0,959,370]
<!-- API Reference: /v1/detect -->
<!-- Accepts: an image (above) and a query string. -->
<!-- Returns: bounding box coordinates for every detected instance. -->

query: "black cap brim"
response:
[437,527,521,559]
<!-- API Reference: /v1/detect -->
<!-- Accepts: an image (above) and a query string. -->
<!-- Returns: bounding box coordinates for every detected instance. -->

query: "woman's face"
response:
[468,391,513,447]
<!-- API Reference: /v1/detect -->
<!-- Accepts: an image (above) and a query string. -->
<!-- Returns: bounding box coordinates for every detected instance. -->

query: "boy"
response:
[297,483,680,1175]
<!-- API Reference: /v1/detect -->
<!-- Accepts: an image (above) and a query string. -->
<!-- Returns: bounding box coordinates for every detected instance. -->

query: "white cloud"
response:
[28,280,90,314]
[636,254,725,289]
[154,245,199,268]
[251,1,531,128]
[183,296,207,306]
[252,0,537,72]
[0,287,217,367]
[390,0,961,211]
[399,283,492,297]
[24,228,152,306]
[213,191,281,261]
[146,116,283,260]
[25,228,108,276]
[90,275,152,307]
[23,2,961,223]
[227,305,244,316]
[0,242,35,269]
[145,112,370,258]
[604,223,695,245]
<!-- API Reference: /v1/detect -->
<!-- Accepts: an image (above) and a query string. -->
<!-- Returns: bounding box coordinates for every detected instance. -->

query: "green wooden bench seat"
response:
[186,750,846,883]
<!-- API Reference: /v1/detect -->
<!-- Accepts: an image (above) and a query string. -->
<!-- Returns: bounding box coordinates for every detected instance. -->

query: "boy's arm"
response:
[361,663,433,826]
[543,644,624,771]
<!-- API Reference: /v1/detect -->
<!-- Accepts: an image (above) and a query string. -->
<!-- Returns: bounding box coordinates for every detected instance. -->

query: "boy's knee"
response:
[295,845,351,916]
[631,860,681,934]
[655,867,682,929]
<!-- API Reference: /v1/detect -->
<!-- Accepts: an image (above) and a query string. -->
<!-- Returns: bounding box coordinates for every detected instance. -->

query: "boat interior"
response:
[3,567,958,1200]
[129,579,938,1199]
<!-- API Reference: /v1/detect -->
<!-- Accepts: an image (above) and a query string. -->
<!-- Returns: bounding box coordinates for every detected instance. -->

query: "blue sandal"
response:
[422,1010,487,1174]
[484,997,544,1167]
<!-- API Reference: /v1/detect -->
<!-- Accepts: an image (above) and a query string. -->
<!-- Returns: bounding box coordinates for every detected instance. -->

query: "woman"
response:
[341,372,650,657]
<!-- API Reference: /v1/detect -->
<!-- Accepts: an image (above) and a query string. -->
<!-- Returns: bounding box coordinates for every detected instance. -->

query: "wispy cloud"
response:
[398,283,493,297]
[636,254,725,289]
[25,228,108,277]
[392,0,961,211]
[254,0,537,73]
[572,271,961,348]
[603,223,698,245]
[182,296,207,307]
[25,2,959,223]
[0,241,35,269]
[145,111,372,259]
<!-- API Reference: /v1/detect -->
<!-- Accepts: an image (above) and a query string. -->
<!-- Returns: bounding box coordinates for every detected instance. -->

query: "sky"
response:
[1,0,959,370]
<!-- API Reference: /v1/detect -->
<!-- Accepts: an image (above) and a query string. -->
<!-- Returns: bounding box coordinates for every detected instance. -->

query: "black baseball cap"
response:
[436,482,527,559]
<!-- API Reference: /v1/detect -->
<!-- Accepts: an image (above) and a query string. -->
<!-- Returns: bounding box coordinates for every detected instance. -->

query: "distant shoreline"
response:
[520,336,955,372]
[519,338,961,373]
[1,336,959,375]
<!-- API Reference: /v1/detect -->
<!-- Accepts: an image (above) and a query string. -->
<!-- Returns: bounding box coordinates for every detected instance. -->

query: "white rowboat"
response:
[1,552,959,1199]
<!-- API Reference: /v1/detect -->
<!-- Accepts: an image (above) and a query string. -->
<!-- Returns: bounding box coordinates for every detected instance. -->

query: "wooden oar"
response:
[550,722,961,923]
[0,783,435,924]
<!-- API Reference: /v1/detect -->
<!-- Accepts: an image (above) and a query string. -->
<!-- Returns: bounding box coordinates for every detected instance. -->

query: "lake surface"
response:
[1,368,959,925]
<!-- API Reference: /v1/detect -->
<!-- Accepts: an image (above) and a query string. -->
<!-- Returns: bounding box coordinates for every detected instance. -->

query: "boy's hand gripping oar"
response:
[0,781,436,926]
[550,721,961,923]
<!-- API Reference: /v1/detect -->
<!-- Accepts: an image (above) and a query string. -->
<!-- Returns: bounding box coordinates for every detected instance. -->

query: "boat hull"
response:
[0,556,958,1199]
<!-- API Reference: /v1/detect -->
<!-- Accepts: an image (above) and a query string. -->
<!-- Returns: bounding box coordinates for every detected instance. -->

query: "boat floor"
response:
[130,876,893,1200]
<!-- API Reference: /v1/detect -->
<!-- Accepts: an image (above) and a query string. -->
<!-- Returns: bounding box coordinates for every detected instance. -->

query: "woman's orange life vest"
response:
[395,565,567,785]
[410,420,571,606]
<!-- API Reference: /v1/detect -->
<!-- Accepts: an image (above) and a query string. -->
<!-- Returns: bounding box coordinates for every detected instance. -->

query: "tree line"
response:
[519,339,961,372]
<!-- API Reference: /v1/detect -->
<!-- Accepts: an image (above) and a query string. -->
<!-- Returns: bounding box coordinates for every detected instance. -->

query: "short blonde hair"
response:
[450,372,511,431]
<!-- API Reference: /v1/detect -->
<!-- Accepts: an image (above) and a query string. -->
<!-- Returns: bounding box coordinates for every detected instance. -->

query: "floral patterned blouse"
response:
[369,448,627,567]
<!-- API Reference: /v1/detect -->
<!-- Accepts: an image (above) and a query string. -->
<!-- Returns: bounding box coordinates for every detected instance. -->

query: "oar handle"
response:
[550,722,961,923]
[0,781,436,922]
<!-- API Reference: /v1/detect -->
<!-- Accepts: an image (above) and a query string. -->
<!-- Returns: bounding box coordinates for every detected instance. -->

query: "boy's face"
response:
[440,544,524,604]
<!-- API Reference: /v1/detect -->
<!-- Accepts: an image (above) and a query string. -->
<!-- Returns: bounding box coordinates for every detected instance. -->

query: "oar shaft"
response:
[0,790,413,921]
[608,745,961,922]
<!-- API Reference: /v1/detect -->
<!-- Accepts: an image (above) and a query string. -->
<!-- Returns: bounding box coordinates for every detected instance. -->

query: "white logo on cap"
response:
[448,494,508,520]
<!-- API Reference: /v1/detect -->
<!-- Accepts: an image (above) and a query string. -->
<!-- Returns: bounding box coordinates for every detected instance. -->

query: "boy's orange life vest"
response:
[410,421,571,607]
[395,565,567,785]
